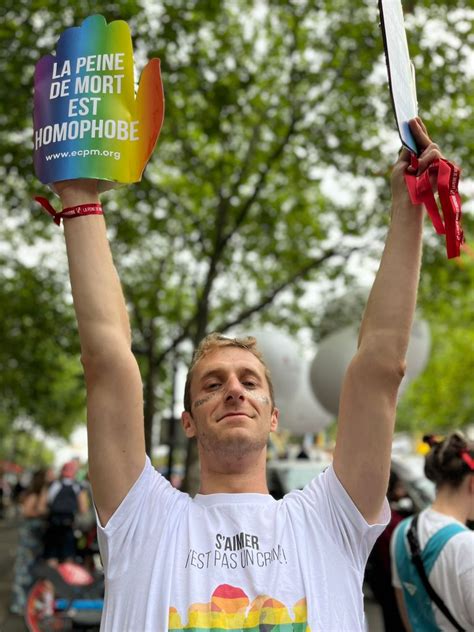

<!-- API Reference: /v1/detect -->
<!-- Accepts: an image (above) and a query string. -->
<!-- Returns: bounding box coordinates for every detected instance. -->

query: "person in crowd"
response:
[74,471,99,573]
[10,474,28,518]
[10,469,49,615]
[0,464,8,519]
[366,470,411,631]
[391,432,474,631]
[43,461,88,567]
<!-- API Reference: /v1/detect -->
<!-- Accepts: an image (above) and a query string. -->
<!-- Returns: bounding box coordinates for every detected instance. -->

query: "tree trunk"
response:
[183,438,200,495]
[181,318,210,494]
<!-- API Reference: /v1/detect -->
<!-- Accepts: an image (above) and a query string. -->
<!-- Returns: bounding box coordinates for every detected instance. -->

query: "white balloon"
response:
[249,328,303,404]
[277,363,334,434]
[310,318,431,416]
[318,287,370,340]
[399,318,431,394]
[310,325,358,416]
[405,318,431,380]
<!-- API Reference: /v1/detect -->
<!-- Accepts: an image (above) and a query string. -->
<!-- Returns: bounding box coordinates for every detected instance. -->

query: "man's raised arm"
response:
[333,118,441,523]
[58,180,146,526]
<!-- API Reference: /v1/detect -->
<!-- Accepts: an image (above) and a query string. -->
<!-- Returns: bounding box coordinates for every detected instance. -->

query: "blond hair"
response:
[183,333,275,412]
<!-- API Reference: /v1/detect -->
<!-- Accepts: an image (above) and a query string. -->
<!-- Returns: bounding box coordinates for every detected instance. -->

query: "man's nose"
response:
[224,376,245,401]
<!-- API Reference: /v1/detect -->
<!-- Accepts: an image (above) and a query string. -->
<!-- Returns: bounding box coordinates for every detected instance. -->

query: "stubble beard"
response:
[197,426,268,461]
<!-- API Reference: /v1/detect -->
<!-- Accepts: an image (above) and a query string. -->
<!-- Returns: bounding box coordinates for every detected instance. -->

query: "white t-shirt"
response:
[97,457,389,631]
[391,507,474,632]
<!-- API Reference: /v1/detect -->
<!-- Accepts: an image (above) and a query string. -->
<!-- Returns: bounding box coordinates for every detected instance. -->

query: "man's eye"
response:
[207,383,221,390]
[243,381,257,388]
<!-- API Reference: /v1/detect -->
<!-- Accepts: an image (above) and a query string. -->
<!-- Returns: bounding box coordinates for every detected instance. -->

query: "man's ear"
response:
[270,407,279,433]
[182,411,196,438]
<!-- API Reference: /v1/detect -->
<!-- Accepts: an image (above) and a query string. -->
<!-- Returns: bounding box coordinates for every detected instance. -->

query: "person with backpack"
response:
[391,432,474,632]
[10,468,50,616]
[43,461,88,566]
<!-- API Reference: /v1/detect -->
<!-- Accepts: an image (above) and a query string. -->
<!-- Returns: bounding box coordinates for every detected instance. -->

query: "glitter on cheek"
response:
[246,391,270,404]
[193,390,220,409]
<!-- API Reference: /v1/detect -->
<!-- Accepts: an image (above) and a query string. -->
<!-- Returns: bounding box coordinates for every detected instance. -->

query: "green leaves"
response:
[0,257,84,436]
[1,0,473,449]
[397,238,474,432]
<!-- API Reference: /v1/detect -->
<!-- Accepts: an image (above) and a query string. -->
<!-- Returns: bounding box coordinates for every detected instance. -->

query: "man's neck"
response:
[198,453,269,495]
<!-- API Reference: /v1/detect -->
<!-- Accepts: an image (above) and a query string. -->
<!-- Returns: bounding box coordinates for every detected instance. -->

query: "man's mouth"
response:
[218,412,252,422]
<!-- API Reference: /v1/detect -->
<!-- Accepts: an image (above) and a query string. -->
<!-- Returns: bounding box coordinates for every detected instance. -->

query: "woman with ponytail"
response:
[390,432,474,631]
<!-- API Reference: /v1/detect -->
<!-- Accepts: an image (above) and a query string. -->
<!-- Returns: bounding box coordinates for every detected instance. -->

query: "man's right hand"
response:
[390,117,443,211]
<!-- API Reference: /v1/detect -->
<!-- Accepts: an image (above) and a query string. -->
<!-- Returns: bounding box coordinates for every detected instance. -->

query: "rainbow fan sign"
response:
[33,15,164,187]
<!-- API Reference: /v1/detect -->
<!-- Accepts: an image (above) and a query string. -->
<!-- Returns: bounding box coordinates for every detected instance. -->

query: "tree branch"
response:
[213,246,359,333]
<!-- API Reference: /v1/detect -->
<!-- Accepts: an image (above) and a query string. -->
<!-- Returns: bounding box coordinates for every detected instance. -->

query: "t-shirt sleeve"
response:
[451,533,474,627]
[460,568,474,625]
[286,464,390,573]
[95,457,187,580]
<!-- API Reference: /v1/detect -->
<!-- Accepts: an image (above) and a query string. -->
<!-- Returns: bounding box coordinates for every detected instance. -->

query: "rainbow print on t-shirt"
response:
[168,584,310,631]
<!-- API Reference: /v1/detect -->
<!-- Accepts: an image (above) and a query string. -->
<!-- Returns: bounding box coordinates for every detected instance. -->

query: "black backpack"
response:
[49,482,79,526]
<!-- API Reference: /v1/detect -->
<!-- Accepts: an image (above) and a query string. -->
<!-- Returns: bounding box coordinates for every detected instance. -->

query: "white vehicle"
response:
[266,457,332,499]
[267,452,435,509]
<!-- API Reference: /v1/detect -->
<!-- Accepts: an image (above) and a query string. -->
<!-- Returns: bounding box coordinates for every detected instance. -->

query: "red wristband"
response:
[35,197,103,226]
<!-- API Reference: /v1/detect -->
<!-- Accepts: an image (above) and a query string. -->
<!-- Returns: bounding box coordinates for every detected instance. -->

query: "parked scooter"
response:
[25,560,103,631]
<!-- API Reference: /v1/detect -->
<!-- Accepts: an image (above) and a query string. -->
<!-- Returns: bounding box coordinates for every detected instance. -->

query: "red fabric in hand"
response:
[404,154,464,259]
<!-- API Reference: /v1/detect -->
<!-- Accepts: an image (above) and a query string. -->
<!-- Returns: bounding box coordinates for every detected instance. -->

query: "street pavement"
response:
[0,517,27,631]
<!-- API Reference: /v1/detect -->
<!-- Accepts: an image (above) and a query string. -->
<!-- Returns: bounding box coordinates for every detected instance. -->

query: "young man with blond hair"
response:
[56,118,442,630]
